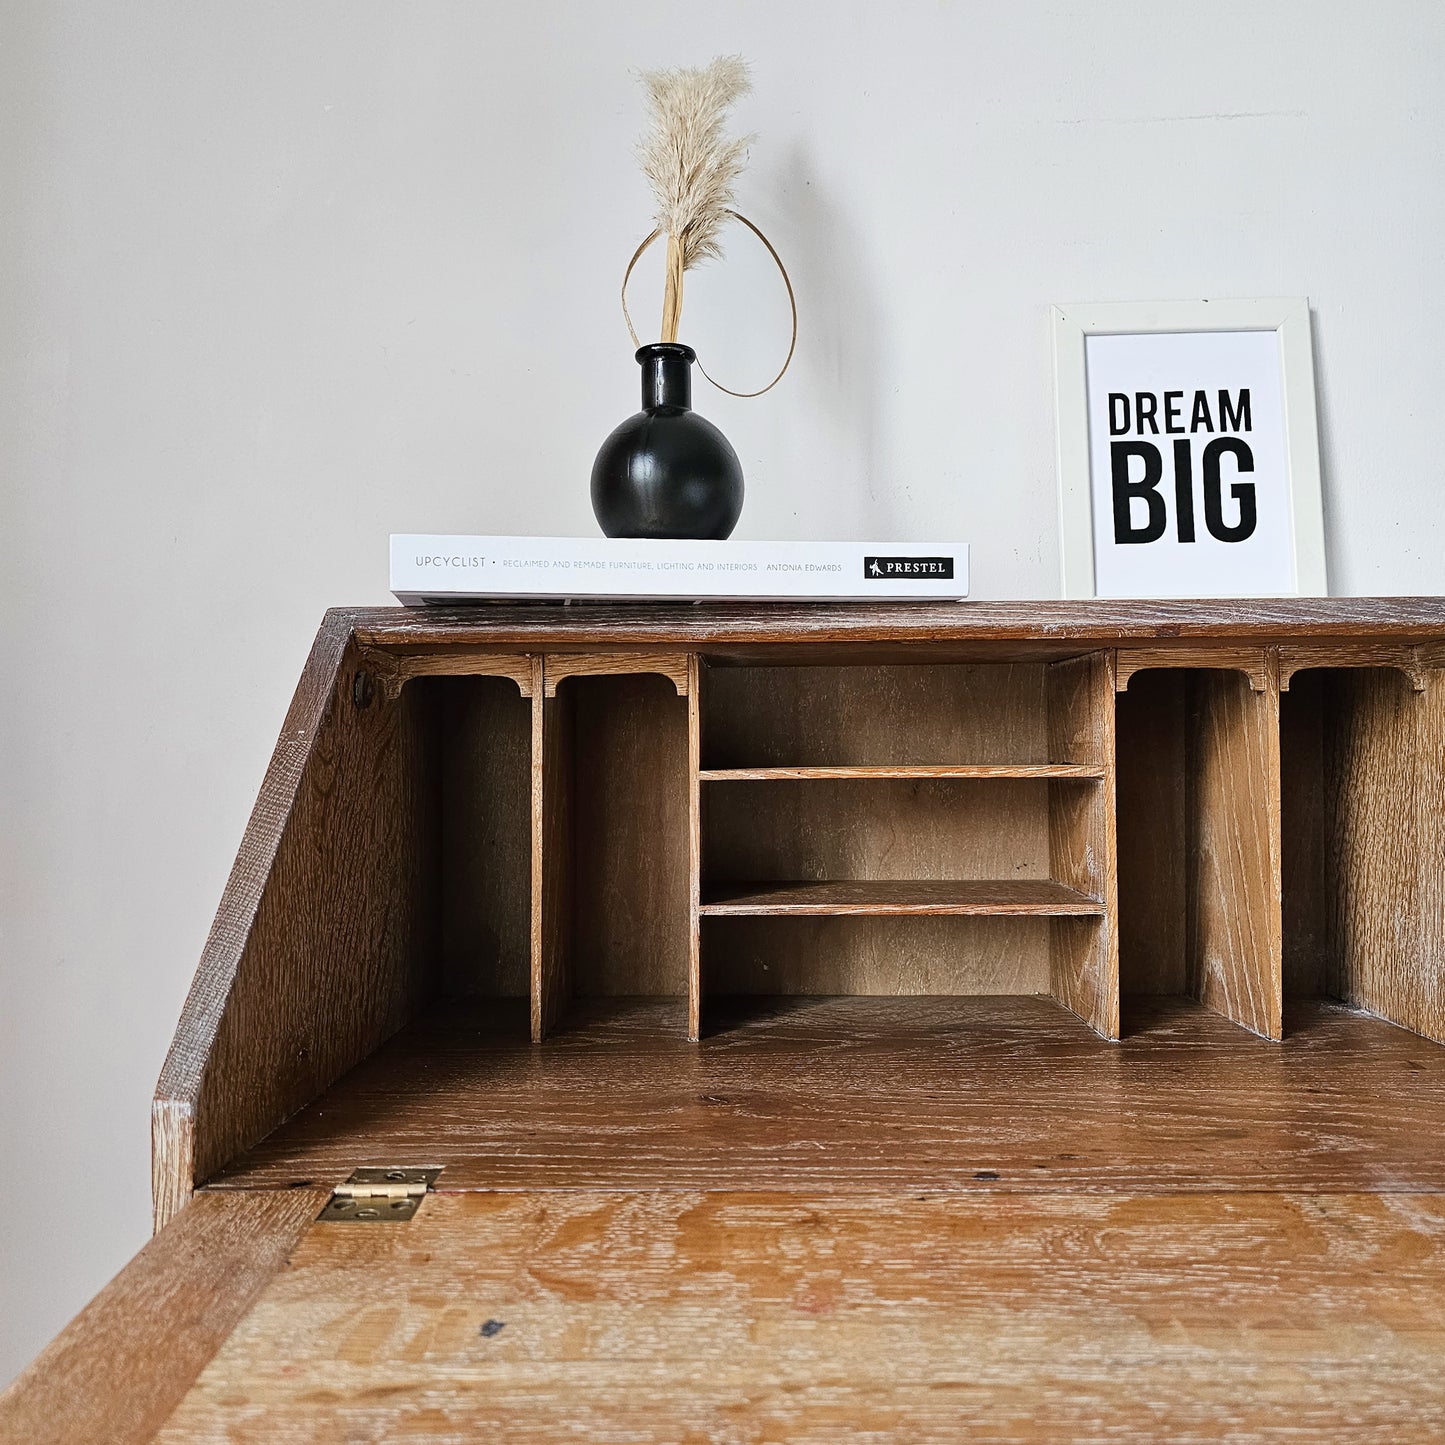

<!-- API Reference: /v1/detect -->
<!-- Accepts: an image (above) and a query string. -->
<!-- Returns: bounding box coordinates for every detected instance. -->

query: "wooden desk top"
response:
[344,595,1445,649]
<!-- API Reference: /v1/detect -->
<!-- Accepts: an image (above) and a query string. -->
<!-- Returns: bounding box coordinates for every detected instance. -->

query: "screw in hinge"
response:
[353,670,376,710]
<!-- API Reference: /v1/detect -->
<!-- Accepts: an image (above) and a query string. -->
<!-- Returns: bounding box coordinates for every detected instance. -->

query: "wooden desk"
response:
[6,599,1445,1441]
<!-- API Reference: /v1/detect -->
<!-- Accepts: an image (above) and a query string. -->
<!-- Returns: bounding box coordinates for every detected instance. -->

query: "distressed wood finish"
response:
[357,645,533,701]
[1116,670,1188,996]
[0,1189,324,1445]
[687,654,703,1041]
[434,676,532,1000]
[1046,651,1119,1038]
[1114,665,1283,1036]
[701,763,1106,780]
[1116,644,1273,693]
[701,879,1104,915]
[156,1187,1445,1444]
[1280,670,1330,999]
[702,662,1055,768]
[151,613,435,1229]
[703,777,1054,890]
[568,674,690,1000]
[699,662,1079,1017]
[1188,661,1284,1039]
[148,601,1445,1230]
[352,597,1445,650]
[1279,640,1445,691]
[702,917,1054,997]
[211,995,1445,1196]
[530,658,570,1041]
[1325,667,1445,1043]
[34,591,1445,1435]
[542,650,691,696]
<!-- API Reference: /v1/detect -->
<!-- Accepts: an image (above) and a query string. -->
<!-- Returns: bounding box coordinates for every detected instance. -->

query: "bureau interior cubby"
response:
[1116,659,1445,1044]
[357,649,1445,1053]
[1279,666,1444,1040]
[430,675,532,1014]
[1114,666,1283,1037]
[697,658,1117,1037]
[539,671,691,1031]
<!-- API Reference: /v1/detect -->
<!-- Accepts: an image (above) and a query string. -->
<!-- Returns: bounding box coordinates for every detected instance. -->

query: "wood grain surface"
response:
[703,777,1054,887]
[700,917,1055,996]
[1116,644,1273,693]
[433,676,532,999]
[701,763,1106,780]
[155,1187,1445,1444]
[208,995,1445,1196]
[152,616,436,1229]
[700,879,1104,915]
[687,655,703,1040]
[0,1189,324,1445]
[1114,667,1284,1037]
[1280,670,1330,998]
[1045,651,1119,1038]
[358,645,533,700]
[698,663,1068,1008]
[1279,640,1439,691]
[567,674,690,1000]
[1115,670,1188,994]
[1188,664,1284,1039]
[702,662,1052,768]
[543,650,691,696]
[1326,668,1445,1043]
[348,597,1445,651]
[531,663,571,1040]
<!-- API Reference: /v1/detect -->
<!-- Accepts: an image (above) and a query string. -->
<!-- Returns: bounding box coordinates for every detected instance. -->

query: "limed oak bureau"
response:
[6,599,1445,1442]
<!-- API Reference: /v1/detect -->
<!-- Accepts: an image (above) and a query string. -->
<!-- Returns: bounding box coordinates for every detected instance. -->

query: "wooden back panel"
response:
[703,663,1050,767]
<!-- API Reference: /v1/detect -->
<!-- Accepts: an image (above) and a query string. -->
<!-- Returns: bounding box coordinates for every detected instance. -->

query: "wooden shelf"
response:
[700,763,1105,781]
[700,878,1106,917]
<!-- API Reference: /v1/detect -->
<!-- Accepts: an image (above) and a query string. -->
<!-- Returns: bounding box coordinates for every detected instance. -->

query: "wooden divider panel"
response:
[687,655,703,1041]
[1046,651,1119,1039]
[1187,663,1283,1040]
[531,656,572,1041]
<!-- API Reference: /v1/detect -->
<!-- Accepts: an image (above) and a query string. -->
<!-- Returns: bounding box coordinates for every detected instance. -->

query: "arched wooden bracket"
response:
[1278,642,1443,693]
[544,652,691,698]
[358,647,534,702]
[1115,647,1274,694]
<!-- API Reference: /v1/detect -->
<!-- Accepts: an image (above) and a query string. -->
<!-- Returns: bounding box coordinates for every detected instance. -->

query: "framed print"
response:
[1051,298,1326,599]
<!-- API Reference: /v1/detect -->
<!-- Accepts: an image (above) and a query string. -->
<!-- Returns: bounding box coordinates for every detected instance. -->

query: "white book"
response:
[390,535,970,605]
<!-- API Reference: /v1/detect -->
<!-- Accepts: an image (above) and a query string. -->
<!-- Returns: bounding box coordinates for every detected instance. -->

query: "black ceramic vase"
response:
[591,343,744,539]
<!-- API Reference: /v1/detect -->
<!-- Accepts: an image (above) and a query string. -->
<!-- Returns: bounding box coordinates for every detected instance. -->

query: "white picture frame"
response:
[1051,298,1327,599]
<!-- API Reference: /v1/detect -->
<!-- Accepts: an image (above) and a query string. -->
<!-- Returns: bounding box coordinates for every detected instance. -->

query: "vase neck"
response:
[638,343,695,411]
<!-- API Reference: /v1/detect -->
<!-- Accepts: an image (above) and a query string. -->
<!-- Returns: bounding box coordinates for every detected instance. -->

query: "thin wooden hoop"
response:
[620,210,797,398]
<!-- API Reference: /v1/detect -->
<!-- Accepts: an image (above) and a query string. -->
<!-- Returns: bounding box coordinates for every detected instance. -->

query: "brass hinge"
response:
[318,1166,442,1223]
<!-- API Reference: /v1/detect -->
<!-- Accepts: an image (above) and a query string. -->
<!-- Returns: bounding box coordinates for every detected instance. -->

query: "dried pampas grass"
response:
[637,55,754,342]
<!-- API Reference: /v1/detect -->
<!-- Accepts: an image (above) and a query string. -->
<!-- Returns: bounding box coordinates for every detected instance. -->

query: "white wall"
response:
[2,0,1442,1384]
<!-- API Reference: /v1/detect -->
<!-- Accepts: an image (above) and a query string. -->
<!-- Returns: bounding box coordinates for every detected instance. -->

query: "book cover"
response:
[390,536,970,604]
